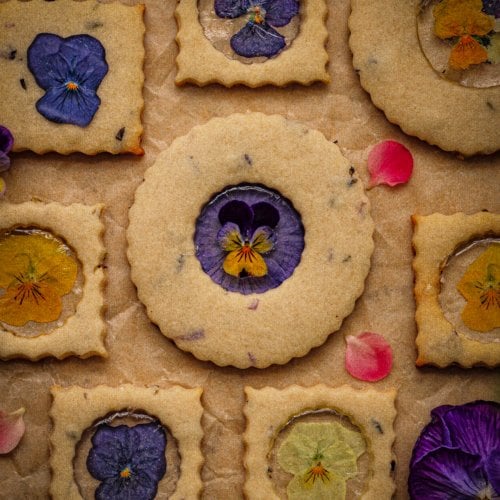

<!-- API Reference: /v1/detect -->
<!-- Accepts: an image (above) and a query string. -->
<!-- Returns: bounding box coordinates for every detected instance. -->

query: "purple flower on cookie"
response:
[27,34,108,127]
[87,423,167,500]
[409,400,500,499]
[195,185,305,294]
[0,126,13,173]
[215,0,299,58]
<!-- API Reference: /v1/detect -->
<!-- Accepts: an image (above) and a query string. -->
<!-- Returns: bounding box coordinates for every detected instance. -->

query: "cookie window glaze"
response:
[214,0,299,58]
[194,185,305,294]
[409,400,500,499]
[27,34,108,127]
[87,423,167,500]
[0,229,78,328]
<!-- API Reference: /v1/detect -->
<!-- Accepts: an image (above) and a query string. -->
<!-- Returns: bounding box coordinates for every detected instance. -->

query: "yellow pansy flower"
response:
[0,231,78,326]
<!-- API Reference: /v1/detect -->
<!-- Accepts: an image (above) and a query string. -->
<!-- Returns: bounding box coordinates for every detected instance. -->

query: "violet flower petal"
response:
[482,0,500,17]
[0,126,14,155]
[261,0,299,27]
[251,201,280,229]
[36,85,101,127]
[485,449,500,494]
[441,401,500,461]
[410,405,454,467]
[214,0,250,18]
[0,153,10,173]
[219,200,253,236]
[217,222,242,250]
[230,22,286,58]
[409,448,489,500]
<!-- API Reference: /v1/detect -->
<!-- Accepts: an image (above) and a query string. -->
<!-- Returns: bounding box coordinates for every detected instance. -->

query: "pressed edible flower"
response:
[433,0,495,70]
[0,231,78,326]
[215,0,299,57]
[409,400,500,499]
[277,421,366,500]
[194,185,304,294]
[456,244,500,332]
[345,332,393,382]
[367,140,414,188]
[0,408,25,454]
[27,34,108,127]
[0,125,14,197]
[87,423,167,500]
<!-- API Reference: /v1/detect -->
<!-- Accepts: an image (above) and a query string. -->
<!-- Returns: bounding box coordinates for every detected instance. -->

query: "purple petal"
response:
[35,85,101,127]
[410,405,454,467]
[409,448,489,500]
[485,449,500,494]
[231,22,285,58]
[482,0,500,17]
[214,0,250,18]
[251,202,280,229]
[261,0,299,27]
[218,200,253,236]
[0,153,10,173]
[27,33,65,89]
[441,401,500,460]
[0,126,14,155]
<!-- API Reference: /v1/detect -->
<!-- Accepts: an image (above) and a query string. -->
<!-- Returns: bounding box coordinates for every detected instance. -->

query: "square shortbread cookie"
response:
[244,385,396,499]
[50,385,204,499]
[0,201,106,360]
[175,0,329,87]
[412,212,500,368]
[0,0,145,155]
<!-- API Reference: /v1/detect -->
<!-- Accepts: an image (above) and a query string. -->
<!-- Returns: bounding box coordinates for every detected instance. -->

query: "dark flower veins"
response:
[409,401,500,499]
[27,33,108,127]
[214,0,299,57]
[87,423,167,500]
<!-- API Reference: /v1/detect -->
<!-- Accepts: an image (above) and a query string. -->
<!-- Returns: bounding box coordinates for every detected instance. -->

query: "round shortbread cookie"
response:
[349,0,500,156]
[127,113,373,368]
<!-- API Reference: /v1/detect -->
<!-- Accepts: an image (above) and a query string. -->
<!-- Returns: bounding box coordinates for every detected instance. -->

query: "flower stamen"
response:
[120,466,132,479]
[65,81,79,91]
[304,462,331,484]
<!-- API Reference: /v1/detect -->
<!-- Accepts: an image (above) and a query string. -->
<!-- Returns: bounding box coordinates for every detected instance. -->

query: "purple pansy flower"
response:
[482,0,500,18]
[409,400,500,500]
[27,34,108,127]
[0,126,14,173]
[87,423,167,500]
[195,185,305,295]
[215,0,299,58]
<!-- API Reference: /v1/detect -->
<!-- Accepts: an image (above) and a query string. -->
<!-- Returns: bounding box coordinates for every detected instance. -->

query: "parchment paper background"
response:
[1,0,499,498]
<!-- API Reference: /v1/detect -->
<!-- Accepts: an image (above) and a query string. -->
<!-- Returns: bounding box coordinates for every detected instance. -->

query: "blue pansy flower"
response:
[215,0,299,58]
[27,33,108,127]
[409,400,500,500]
[86,423,167,500]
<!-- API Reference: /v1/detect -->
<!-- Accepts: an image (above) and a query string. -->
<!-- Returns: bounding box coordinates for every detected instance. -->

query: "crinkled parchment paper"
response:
[1,0,499,498]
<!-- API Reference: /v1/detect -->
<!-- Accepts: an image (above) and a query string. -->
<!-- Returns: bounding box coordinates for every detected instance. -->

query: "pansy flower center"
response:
[248,5,266,24]
[65,81,79,91]
[120,466,132,479]
[304,462,331,484]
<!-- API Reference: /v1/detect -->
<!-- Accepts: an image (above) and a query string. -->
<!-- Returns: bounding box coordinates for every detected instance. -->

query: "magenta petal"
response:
[345,332,393,382]
[367,140,413,187]
[0,408,26,454]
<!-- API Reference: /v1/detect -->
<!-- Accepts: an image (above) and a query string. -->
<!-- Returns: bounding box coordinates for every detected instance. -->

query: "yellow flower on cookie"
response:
[0,232,77,326]
[456,244,500,332]
[433,0,495,70]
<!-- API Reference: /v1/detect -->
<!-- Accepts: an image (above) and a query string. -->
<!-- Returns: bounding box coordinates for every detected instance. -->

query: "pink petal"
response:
[0,408,26,454]
[367,140,413,187]
[345,332,393,382]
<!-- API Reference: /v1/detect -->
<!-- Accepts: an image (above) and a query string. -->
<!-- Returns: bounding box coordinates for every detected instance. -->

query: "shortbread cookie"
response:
[244,385,397,499]
[50,385,204,500]
[0,201,106,360]
[127,113,374,368]
[349,0,500,156]
[412,212,500,368]
[0,0,145,155]
[175,0,329,87]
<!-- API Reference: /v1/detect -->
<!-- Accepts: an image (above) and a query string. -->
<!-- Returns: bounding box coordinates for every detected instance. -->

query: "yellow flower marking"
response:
[304,462,331,484]
[433,0,494,70]
[120,467,132,478]
[0,232,78,326]
[66,81,79,91]
[457,245,500,332]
